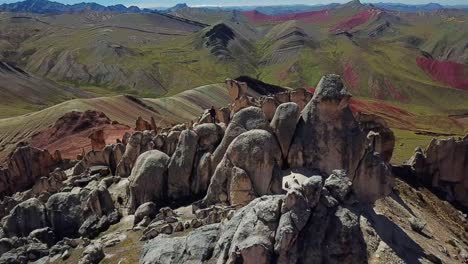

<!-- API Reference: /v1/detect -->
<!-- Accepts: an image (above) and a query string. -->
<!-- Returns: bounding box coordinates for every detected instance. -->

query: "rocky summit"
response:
[0,73,467,264]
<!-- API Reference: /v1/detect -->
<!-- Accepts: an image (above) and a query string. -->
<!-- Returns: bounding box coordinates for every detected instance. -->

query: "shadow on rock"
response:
[363,206,427,264]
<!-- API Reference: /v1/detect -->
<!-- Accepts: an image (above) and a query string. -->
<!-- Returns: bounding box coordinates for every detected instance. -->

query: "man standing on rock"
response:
[209,106,216,123]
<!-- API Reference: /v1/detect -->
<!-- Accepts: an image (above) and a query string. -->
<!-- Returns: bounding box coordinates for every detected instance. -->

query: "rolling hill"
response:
[0,83,229,161]
[0,0,467,164]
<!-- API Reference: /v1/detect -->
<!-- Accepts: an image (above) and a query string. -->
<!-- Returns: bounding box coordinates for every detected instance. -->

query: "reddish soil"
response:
[243,10,331,24]
[305,86,316,93]
[350,98,417,129]
[331,10,375,32]
[384,79,408,102]
[343,62,359,90]
[31,111,132,159]
[416,57,468,91]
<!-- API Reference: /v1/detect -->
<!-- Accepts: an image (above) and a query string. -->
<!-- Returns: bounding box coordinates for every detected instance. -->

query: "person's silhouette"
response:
[209,106,216,123]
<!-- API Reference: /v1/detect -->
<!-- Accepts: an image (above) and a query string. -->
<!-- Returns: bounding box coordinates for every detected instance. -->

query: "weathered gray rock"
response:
[213,195,283,263]
[322,206,367,263]
[287,74,392,202]
[228,166,256,207]
[128,150,170,213]
[406,135,468,207]
[164,131,181,156]
[324,170,352,202]
[193,123,224,152]
[142,178,370,264]
[134,202,157,226]
[202,129,283,206]
[78,243,104,264]
[191,152,212,197]
[292,74,365,173]
[2,198,47,237]
[84,185,115,218]
[275,187,310,263]
[270,102,301,160]
[352,148,393,202]
[356,113,395,163]
[211,107,270,170]
[301,176,323,208]
[116,131,155,177]
[168,130,199,200]
[29,227,56,247]
[140,224,220,264]
[46,192,84,239]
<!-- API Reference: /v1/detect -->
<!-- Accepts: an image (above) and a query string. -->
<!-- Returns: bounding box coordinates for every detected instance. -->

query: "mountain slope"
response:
[0,61,92,117]
[0,0,142,14]
[0,83,229,161]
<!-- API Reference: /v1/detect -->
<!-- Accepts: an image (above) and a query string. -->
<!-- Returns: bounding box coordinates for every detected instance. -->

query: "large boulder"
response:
[46,192,84,239]
[213,196,283,263]
[211,107,270,173]
[128,150,170,213]
[408,135,468,207]
[193,123,224,152]
[167,130,199,200]
[2,198,47,237]
[141,224,221,264]
[270,102,301,160]
[202,129,283,206]
[84,185,115,218]
[116,131,155,177]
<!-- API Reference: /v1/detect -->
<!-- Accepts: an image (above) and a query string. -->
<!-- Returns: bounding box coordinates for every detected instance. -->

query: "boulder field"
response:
[0,74,466,263]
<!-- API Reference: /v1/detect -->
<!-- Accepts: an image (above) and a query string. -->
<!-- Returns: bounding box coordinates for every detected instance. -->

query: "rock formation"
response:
[0,144,62,197]
[88,129,106,151]
[116,130,155,177]
[141,171,368,263]
[136,116,153,131]
[0,74,405,264]
[167,130,199,200]
[202,129,283,206]
[128,150,170,213]
[407,135,468,207]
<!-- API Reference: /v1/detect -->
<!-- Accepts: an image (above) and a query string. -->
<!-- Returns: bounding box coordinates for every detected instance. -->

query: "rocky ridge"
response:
[0,74,466,263]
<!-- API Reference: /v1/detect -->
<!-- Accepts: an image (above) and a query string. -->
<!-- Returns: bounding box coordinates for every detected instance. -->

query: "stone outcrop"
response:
[88,129,106,151]
[116,130,155,177]
[2,198,48,237]
[73,143,125,176]
[356,113,395,163]
[136,116,153,131]
[167,130,199,200]
[46,192,85,239]
[270,102,301,160]
[142,171,368,263]
[0,145,62,197]
[407,135,468,207]
[128,150,170,213]
[211,106,271,169]
[287,74,393,202]
[202,129,283,207]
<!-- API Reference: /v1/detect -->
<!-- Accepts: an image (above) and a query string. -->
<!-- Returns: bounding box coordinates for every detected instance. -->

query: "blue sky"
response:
[0,0,466,8]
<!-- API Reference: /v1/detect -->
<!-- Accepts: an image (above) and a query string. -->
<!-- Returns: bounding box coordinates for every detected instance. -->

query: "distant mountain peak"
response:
[0,0,142,14]
[168,3,188,11]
